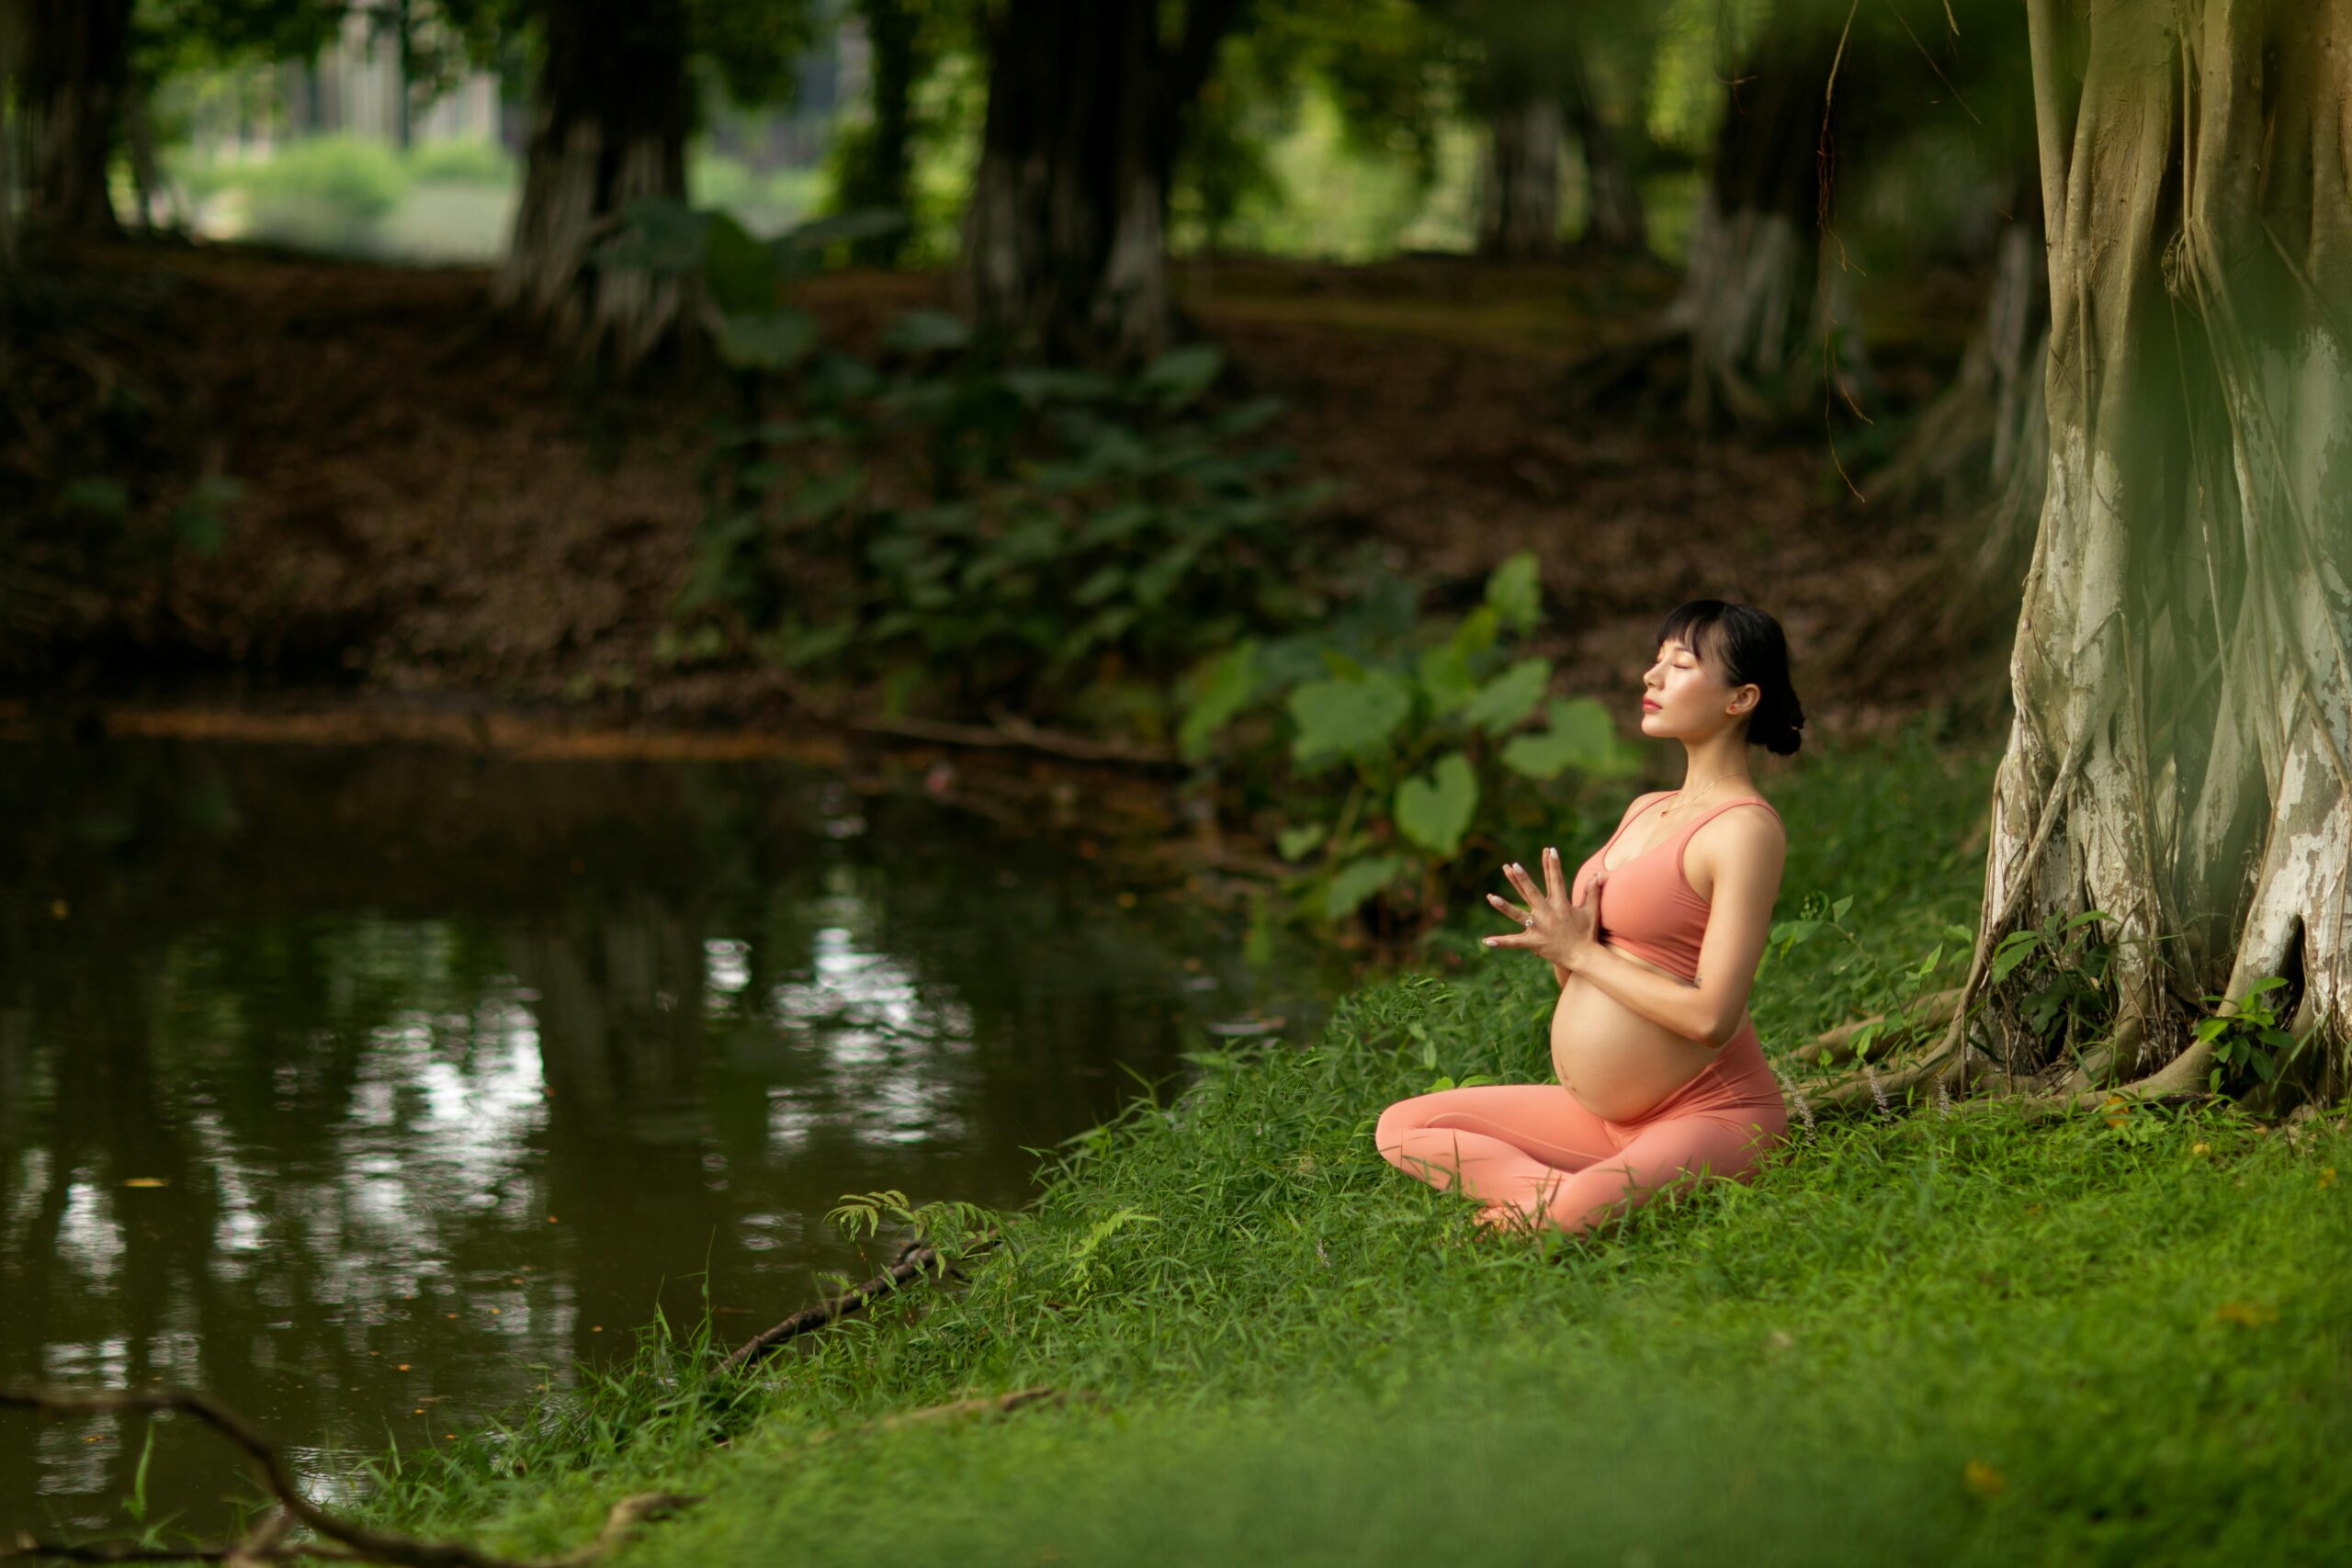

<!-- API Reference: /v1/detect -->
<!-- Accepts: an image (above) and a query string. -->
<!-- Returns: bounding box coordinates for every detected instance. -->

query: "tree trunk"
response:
[19,0,132,235]
[1476,96,1562,260]
[835,0,924,267]
[1565,60,1644,254]
[1945,0,2352,1105]
[1566,18,1866,429]
[959,0,1243,367]
[494,0,691,374]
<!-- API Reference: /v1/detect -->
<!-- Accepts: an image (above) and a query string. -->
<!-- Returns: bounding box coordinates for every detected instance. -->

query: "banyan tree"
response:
[1909,0,2352,1109]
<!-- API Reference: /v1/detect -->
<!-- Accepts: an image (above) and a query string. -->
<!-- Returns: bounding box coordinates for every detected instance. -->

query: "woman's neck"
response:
[1675,734,1753,797]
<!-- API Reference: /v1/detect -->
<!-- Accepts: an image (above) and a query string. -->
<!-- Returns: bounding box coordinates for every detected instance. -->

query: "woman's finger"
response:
[1486,892,1533,926]
[1502,861,1544,905]
[1481,928,1541,951]
[1544,846,1567,905]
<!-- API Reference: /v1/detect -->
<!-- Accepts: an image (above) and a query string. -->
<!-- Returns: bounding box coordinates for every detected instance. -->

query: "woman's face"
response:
[1638,632,1755,737]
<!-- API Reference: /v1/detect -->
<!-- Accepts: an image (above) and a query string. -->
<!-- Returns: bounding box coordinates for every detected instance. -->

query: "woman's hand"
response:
[1483,847,1601,970]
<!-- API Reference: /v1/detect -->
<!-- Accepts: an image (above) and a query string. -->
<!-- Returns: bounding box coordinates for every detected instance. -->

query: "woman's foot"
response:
[1474,1201,1543,1235]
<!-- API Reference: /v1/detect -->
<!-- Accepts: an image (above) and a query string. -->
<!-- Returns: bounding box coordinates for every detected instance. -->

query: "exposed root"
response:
[0,1388,692,1568]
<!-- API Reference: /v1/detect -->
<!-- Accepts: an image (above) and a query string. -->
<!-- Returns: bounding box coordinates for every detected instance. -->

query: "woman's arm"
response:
[1561,815,1786,1045]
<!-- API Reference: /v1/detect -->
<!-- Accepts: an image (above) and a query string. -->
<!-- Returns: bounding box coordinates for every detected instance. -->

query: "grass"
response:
[321,721,2352,1563]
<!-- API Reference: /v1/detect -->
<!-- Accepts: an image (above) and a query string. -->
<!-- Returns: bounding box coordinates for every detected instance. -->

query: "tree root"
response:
[0,1389,692,1568]
[1792,987,1964,1065]
[720,1231,1002,1375]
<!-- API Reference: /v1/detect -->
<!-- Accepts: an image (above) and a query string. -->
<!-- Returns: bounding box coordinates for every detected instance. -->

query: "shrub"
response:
[403,138,515,186]
[242,136,411,252]
[1180,551,1645,930]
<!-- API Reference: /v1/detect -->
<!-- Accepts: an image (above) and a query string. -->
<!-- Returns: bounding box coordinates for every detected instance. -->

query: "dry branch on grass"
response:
[720,1231,1002,1375]
[0,1388,691,1568]
[1792,987,1965,1066]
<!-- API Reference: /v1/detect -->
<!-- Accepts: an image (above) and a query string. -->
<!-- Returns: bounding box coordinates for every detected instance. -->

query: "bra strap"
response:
[1675,797,1781,839]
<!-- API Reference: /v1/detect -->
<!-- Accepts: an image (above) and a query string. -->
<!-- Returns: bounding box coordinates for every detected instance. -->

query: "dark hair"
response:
[1652,600,1806,757]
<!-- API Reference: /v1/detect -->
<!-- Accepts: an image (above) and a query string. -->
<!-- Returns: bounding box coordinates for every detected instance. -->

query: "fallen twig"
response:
[720,1231,1002,1375]
[719,615,1176,769]
[0,1388,692,1568]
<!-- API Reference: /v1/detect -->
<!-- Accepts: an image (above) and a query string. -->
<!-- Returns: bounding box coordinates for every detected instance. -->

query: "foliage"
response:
[238,134,411,248]
[404,137,516,186]
[1180,550,1644,929]
[2193,976,2306,1094]
[602,196,1337,729]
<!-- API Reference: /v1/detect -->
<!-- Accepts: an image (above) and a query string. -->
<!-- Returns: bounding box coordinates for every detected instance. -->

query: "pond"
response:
[0,731,1337,1538]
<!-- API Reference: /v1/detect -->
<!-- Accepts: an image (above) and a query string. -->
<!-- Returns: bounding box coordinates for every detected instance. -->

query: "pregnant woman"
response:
[1375,599,1804,1236]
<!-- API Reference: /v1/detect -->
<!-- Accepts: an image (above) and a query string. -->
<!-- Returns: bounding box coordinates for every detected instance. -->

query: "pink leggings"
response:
[1374,1023,1790,1235]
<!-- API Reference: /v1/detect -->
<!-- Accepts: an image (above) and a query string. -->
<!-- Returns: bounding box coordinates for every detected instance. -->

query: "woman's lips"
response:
[1641,699,1661,711]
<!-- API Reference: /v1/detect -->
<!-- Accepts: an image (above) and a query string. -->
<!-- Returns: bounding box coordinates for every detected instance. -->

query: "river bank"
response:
[321,720,2346,1568]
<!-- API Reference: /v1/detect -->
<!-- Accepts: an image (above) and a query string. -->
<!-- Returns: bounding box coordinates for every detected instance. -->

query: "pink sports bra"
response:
[1570,794,1783,984]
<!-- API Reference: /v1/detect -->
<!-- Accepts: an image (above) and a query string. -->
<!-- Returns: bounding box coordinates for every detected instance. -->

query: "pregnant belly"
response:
[1550,949,1728,1122]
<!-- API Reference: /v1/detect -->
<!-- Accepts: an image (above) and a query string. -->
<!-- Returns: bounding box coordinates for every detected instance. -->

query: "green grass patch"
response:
[349,722,2351,1565]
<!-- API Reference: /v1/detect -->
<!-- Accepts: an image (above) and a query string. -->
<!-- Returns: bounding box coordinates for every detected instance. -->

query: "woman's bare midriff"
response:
[1550,944,1741,1123]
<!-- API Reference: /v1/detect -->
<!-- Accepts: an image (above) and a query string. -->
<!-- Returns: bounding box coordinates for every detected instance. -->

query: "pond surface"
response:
[0,733,1332,1537]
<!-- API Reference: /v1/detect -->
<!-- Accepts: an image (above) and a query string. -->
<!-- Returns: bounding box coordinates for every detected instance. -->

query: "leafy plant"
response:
[603,197,1336,731]
[1179,550,1645,930]
[2192,975,2301,1092]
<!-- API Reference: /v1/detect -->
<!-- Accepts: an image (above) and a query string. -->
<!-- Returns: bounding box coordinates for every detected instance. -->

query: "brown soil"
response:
[11,240,1986,747]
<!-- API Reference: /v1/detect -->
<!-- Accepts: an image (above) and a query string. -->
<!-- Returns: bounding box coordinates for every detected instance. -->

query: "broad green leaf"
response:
[1498,696,1618,781]
[1323,854,1408,921]
[1289,673,1413,768]
[1275,823,1328,862]
[700,210,775,314]
[1460,658,1552,735]
[1394,752,1479,857]
[773,207,908,254]
[1140,343,1224,407]
[882,310,970,354]
[1485,550,1543,632]
[1179,641,1261,761]
[1417,643,1476,713]
[1450,605,1500,660]
[713,310,818,372]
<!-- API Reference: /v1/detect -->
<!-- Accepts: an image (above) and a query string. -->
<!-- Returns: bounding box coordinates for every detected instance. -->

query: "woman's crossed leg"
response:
[1373,1083,1780,1235]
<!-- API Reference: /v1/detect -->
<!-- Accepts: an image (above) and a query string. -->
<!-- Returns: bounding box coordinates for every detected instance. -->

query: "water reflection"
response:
[0,736,1324,1535]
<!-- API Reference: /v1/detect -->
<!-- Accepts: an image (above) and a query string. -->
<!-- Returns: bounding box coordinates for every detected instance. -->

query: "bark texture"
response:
[494,0,691,373]
[959,0,1242,367]
[1476,97,1563,259]
[1960,0,2352,1102]
[18,0,132,234]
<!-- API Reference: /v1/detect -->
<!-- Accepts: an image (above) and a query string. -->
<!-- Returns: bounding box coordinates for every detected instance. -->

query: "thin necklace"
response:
[1661,770,1750,818]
